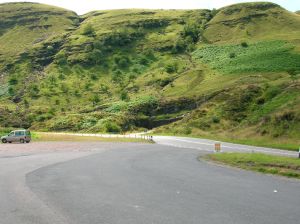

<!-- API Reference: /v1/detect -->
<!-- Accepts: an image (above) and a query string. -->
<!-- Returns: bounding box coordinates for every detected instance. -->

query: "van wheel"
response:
[20,139,25,144]
[26,141,30,143]
[1,139,7,143]
[8,142,12,143]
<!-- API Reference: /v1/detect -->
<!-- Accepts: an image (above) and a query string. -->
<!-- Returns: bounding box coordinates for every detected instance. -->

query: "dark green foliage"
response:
[241,42,248,48]
[112,70,124,83]
[8,86,14,96]
[210,8,219,17]
[55,52,68,65]
[105,121,121,133]
[114,54,130,68]
[120,91,129,101]
[229,52,236,58]
[264,86,280,100]
[129,19,169,29]
[8,77,18,85]
[101,29,143,49]
[172,38,188,53]
[181,23,203,43]
[211,116,220,123]
[88,49,103,65]
[158,77,175,87]
[165,62,178,74]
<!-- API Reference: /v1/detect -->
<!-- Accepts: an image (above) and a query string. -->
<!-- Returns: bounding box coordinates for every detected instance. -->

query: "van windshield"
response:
[25,131,31,136]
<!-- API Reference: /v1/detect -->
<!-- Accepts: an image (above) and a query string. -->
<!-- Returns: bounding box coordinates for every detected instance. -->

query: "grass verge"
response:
[32,132,151,143]
[204,153,300,179]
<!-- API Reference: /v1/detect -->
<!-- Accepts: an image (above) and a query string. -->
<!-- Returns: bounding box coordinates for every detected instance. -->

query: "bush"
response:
[241,42,248,48]
[112,70,124,83]
[212,116,220,123]
[182,23,203,43]
[82,24,96,37]
[264,86,280,100]
[88,49,103,65]
[8,77,18,85]
[120,91,130,101]
[90,94,101,106]
[105,122,121,133]
[114,55,130,68]
[8,87,15,96]
[55,52,68,65]
[172,38,188,53]
[165,63,178,74]
[229,52,236,58]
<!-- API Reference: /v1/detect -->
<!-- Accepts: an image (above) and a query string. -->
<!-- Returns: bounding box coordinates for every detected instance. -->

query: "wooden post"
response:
[215,143,221,153]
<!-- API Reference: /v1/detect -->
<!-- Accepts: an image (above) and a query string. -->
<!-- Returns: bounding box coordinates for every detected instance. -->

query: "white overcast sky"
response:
[0,0,298,15]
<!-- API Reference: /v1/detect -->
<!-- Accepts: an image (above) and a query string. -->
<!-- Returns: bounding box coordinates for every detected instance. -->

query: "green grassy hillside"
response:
[0,2,79,66]
[0,2,299,149]
[204,2,300,43]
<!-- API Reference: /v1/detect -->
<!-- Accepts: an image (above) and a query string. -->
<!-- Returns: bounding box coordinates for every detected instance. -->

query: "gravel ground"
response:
[0,141,147,157]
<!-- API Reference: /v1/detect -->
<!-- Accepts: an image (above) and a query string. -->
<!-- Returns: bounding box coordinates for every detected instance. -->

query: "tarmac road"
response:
[154,136,299,157]
[0,141,299,224]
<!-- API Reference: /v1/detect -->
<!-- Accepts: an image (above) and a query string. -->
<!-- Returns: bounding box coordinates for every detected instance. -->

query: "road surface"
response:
[0,140,299,224]
[154,136,299,157]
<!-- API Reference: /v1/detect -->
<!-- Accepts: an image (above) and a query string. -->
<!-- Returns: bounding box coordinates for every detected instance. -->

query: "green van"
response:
[1,130,31,143]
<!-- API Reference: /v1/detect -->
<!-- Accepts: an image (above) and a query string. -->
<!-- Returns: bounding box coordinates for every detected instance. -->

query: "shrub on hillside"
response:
[120,91,130,101]
[8,77,18,85]
[229,52,236,58]
[241,42,248,48]
[114,55,130,68]
[112,70,125,83]
[165,62,178,74]
[90,94,101,106]
[182,23,203,43]
[82,24,96,37]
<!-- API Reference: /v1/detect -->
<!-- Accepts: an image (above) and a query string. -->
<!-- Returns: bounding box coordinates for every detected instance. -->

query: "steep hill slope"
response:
[204,2,300,43]
[0,2,79,66]
[0,2,299,149]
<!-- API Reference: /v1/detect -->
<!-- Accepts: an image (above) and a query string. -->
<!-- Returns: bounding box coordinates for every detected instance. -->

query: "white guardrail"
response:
[43,132,154,141]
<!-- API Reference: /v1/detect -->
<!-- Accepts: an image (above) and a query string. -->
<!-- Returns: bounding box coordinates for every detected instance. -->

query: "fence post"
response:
[215,142,221,153]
